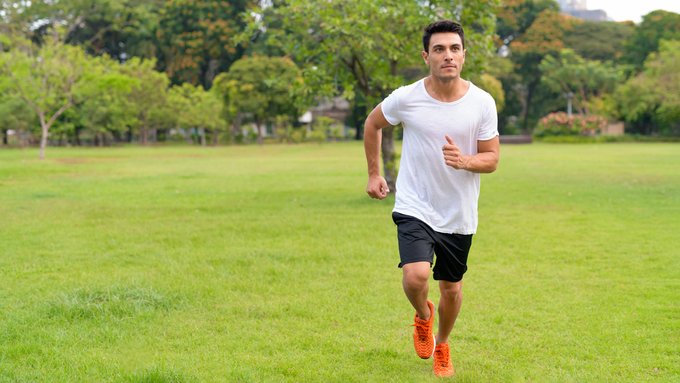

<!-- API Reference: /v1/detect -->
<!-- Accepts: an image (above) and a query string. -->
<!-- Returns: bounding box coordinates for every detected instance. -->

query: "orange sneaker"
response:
[433,342,455,377]
[412,300,435,359]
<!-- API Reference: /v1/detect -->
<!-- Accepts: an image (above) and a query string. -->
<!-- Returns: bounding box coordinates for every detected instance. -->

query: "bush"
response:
[534,112,607,137]
[536,134,680,143]
[306,128,327,142]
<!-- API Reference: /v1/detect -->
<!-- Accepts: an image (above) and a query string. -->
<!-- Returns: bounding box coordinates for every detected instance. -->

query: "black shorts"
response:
[392,212,473,282]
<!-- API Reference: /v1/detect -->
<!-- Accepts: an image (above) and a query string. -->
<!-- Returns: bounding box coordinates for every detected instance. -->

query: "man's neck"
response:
[424,76,469,102]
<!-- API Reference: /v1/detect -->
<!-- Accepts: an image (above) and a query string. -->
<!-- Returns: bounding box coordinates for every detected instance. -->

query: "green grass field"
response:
[1,142,678,382]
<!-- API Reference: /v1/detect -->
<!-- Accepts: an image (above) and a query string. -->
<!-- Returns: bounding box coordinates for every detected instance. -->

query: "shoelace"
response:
[412,322,430,341]
[435,346,450,366]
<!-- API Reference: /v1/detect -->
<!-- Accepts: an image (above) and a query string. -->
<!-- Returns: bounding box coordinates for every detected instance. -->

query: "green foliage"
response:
[495,0,559,44]
[1,37,86,115]
[473,73,505,112]
[534,112,607,137]
[1,0,160,60]
[511,9,573,57]
[501,7,576,131]
[74,55,140,140]
[167,82,225,145]
[0,36,89,157]
[536,134,680,143]
[562,20,634,63]
[309,116,339,142]
[539,49,623,116]
[0,93,37,142]
[213,55,303,143]
[245,0,498,106]
[243,0,498,188]
[156,0,250,88]
[613,40,680,135]
[623,10,680,71]
[118,57,172,144]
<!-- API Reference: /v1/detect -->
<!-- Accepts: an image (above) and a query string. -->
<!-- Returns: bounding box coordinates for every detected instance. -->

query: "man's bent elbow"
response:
[492,156,500,172]
[484,155,499,173]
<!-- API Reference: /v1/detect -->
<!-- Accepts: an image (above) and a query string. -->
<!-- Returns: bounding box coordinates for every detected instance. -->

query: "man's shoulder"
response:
[468,82,495,104]
[387,78,425,100]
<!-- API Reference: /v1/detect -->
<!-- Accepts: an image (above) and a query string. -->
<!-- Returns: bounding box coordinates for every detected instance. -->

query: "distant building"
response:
[309,97,350,124]
[566,9,608,21]
[558,0,610,22]
[558,0,587,11]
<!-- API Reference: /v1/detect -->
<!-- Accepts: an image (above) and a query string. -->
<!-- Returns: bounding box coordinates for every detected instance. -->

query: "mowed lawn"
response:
[0,142,678,382]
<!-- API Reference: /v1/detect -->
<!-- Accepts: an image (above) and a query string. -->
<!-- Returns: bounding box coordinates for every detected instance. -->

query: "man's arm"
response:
[442,135,500,173]
[364,104,391,199]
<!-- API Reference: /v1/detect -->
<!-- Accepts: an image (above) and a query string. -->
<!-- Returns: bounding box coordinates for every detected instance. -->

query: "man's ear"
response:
[422,50,429,64]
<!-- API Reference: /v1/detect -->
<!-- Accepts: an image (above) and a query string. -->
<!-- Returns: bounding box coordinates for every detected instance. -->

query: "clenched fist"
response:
[366,175,390,199]
[442,135,469,170]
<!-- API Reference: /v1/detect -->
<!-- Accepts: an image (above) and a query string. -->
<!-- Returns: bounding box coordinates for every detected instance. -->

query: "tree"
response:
[623,10,680,72]
[495,0,559,46]
[614,40,680,135]
[0,93,36,146]
[0,36,87,158]
[73,55,138,146]
[1,0,161,60]
[243,0,498,191]
[562,20,634,63]
[506,8,575,131]
[213,55,303,145]
[167,82,226,145]
[539,49,622,115]
[155,0,250,89]
[118,57,170,144]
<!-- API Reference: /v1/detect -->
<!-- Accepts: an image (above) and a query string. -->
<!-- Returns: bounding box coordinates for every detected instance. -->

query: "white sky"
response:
[586,0,680,22]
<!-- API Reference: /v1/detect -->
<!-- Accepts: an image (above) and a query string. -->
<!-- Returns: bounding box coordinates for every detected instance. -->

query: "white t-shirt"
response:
[381,78,498,234]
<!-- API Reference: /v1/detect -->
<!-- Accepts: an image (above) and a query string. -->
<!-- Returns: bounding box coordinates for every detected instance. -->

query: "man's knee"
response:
[440,281,462,299]
[402,262,430,289]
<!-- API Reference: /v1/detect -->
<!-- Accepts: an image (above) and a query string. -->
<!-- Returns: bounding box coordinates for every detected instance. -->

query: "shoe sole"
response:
[429,335,436,359]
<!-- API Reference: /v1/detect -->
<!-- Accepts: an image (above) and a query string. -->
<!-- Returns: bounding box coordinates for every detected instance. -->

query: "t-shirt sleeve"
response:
[478,94,499,141]
[380,88,401,126]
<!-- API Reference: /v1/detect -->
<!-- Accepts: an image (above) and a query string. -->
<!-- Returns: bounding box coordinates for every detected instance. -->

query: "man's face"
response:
[422,32,466,81]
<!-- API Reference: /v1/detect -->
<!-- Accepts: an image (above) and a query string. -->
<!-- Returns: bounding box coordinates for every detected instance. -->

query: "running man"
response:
[363,20,499,377]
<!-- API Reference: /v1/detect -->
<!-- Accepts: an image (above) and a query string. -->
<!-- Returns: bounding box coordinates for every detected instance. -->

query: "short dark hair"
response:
[422,20,465,52]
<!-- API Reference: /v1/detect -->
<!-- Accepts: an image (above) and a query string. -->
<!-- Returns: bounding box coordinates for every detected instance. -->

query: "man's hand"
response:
[366,175,390,199]
[442,135,470,170]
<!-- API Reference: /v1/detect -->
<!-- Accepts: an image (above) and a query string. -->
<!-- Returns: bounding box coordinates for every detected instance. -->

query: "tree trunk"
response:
[39,112,48,160]
[199,128,206,146]
[141,126,148,145]
[256,121,264,145]
[381,125,397,193]
[204,59,220,90]
[75,127,82,146]
[2,129,7,145]
[232,113,243,143]
[521,81,537,133]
